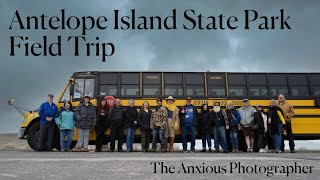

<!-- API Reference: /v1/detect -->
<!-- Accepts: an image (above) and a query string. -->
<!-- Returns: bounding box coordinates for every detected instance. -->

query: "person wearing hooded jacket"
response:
[108,98,125,152]
[198,103,213,152]
[74,95,96,152]
[55,101,75,152]
[268,99,286,153]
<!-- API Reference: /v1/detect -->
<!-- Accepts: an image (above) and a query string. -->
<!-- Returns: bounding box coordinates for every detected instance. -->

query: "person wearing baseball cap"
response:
[150,98,167,152]
[180,96,197,153]
[37,93,58,152]
[238,98,256,152]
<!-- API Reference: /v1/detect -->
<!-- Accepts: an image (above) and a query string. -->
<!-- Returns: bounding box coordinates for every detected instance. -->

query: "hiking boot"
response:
[201,149,206,152]
[208,148,212,152]
[191,150,195,153]
[83,148,89,152]
[290,149,295,153]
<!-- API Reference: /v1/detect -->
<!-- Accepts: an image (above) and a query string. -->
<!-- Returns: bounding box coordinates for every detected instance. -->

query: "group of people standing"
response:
[37,93,295,153]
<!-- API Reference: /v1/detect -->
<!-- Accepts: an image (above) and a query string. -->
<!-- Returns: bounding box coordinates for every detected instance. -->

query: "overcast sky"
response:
[1,0,320,133]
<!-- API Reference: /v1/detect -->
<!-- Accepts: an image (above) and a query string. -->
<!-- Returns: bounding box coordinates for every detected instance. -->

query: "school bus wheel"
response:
[27,121,40,151]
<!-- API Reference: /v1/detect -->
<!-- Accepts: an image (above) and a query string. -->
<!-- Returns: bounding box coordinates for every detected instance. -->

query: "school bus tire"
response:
[27,121,40,151]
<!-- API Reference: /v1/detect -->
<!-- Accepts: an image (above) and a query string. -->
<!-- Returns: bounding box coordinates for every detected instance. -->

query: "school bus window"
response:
[164,73,183,84]
[291,86,310,96]
[143,73,161,84]
[121,73,139,84]
[165,84,183,96]
[208,85,226,96]
[269,74,288,85]
[313,86,320,96]
[207,73,225,85]
[270,86,289,96]
[143,85,161,96]
[99,73,118,84]
[143,73,161,96]
[289,74,309,86]
[249,86,268,97]
[186,85,205,96]
[186,73,204,84]
[99,85,117,96]
[121,85,139,96]
[164,73,183,96]
[228,74,246,85]
[310,74,320,85]
[60,84,70,102]
[248,74,267,85]
[229,85,247,97]
[84,79,94,98]
[120,73,140,96]
[73,79,84,99]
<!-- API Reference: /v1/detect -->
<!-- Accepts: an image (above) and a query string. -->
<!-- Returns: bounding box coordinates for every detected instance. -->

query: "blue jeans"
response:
[60,129,74,150]
[201,133,212,149]
[182,124,195,151]
[126,127,135,151]
[272,123,283,151]
[152,127,165,150]
[229,128,238,150]
[213,126,228,151]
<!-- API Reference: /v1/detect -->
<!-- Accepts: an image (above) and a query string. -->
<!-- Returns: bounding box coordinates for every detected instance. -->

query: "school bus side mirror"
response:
[69,80,74,96]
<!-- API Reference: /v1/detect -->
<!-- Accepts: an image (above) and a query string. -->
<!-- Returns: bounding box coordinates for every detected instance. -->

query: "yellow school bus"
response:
[17,71,320,150]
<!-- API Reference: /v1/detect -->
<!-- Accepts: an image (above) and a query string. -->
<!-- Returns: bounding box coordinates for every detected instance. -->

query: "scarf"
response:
[166,104,176,112]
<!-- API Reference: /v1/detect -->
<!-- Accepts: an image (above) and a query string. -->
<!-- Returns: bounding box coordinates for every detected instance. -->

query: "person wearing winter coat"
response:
[95,99,109,152]
[138,101,152,152]
[253,104,268,153]
[268,99,286,153]
[164,96,180,152]
[74,95,96,152]
[150,98,167,152]
[278,94,295,153]
[197,103,213,152]
[225,102,241,152]
[179,97,198,153]
[212,102,229,153]
[238,99,256,152]
[108,98,125,152]
[55,101,75,152]
[124,99,138,152]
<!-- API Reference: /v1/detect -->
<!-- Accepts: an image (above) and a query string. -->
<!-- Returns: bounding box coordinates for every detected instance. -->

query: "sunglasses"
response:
[214,104,220,106]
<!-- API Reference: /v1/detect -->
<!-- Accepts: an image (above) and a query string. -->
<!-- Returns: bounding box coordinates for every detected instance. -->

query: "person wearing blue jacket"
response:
[55,101,75,152]
[225,102,241,152]
[37,94,58,151]
[179,97,198,153]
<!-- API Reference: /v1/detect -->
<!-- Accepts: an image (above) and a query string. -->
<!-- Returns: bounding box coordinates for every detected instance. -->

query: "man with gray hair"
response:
[124,99,138,152]
[238,99,256,152]
[278,94,295,153]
